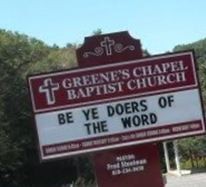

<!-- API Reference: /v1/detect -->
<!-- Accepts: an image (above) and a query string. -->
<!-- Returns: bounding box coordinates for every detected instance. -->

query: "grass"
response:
[180,157,206,170]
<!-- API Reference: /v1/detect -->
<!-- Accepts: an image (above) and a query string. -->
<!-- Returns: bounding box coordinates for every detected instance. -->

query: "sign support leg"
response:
[173,140,181,176]
[163,142,171,173]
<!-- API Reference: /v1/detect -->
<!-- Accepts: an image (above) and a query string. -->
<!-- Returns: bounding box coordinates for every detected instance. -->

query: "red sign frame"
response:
[29,52,197,113]
[28,51,205,161]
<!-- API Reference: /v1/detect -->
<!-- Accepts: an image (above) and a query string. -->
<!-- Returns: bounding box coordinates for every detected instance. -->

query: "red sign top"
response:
[28,51,197,113]
[76,31,142,67]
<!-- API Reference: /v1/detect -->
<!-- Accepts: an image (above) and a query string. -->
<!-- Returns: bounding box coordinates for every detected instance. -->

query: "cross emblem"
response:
[39,78,59,105]
[100,36,115,56]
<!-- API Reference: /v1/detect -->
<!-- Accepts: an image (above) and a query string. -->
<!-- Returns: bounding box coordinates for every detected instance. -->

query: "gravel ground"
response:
[165,172,206,187]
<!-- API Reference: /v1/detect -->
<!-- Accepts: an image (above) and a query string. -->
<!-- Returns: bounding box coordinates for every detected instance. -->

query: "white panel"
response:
[35,89,203,146]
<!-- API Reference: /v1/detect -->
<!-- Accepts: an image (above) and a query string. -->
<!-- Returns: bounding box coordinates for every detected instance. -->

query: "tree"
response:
[173,38,206,169]
[1,28,206,186]
[92,28,102,36]
[0,29,77,186]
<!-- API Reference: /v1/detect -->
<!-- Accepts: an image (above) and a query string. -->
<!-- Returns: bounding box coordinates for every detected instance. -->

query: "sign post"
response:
[28,31,205,186]
[94,144,164,187]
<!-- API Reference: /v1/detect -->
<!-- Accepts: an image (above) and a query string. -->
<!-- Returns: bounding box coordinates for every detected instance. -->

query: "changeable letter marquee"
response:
[28,49,205,161]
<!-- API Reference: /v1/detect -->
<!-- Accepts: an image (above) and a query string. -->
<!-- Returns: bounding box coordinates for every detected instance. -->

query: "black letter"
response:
[121,117,132,128]
[58,113,65,125]
[140,99,148,111]
[107,105,115,117]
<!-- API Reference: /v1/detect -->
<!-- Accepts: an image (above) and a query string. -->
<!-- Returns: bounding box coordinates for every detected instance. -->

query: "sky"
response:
[1,0,206,54]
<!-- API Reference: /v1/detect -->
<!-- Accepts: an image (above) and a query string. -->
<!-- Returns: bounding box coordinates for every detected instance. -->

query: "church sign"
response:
[28,49,205,161]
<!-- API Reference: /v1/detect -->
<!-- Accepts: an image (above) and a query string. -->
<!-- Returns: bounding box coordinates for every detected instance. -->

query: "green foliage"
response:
[173,39,206,170]
[177,136,206,157]
[177,136,206,169]
[1,28,206,186]
[28,47,77,74]
[143,49,150,57]
[173,38,206,102]
[180,157,206,169]
[0,29,78,186]
[92,28,102,36]
[174,38,206,64]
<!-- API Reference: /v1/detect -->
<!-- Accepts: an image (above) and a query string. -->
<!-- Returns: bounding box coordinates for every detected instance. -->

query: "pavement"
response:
[165,172,206,187]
